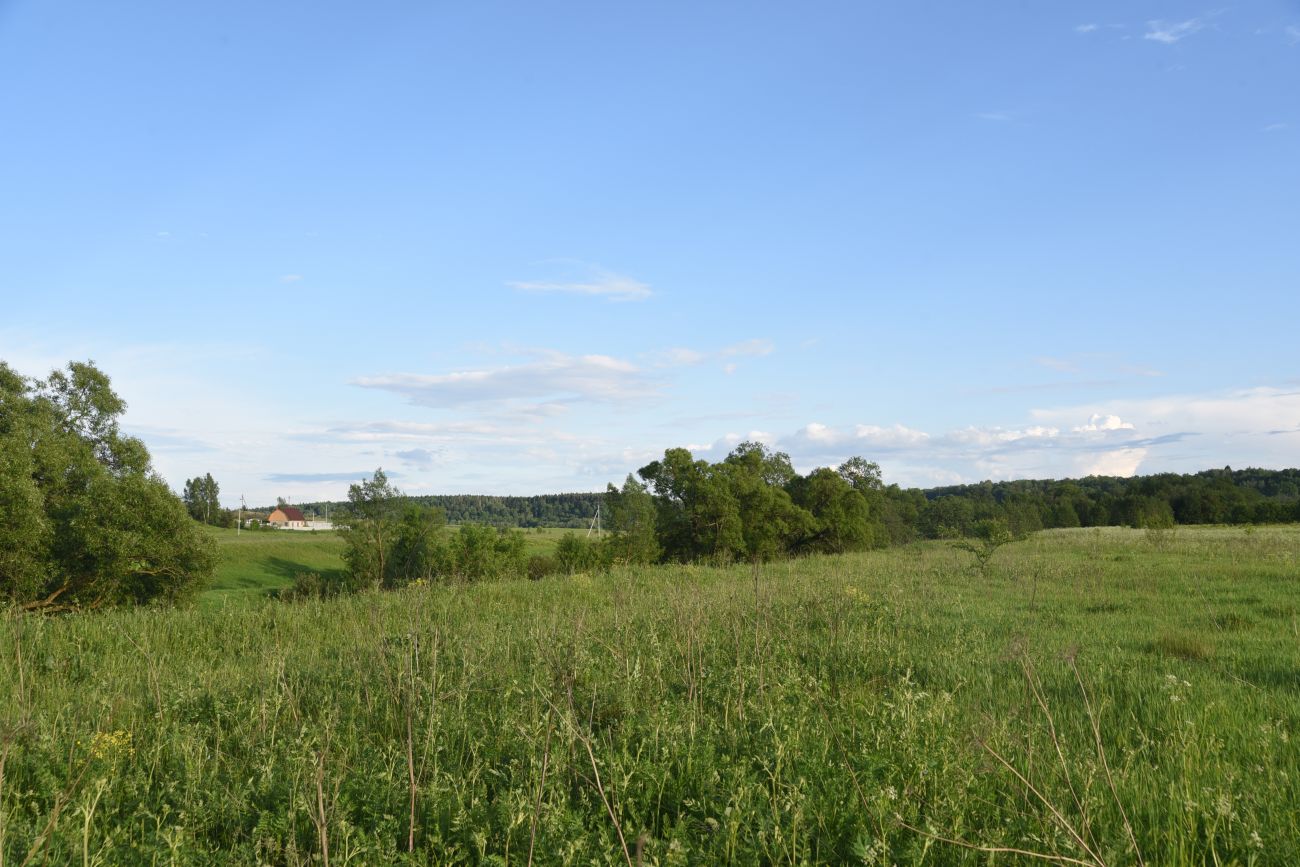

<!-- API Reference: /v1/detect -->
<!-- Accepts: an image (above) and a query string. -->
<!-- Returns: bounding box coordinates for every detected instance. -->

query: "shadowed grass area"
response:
[202,526,579,603]
[202,527,348,603]
[2,526,1298,864]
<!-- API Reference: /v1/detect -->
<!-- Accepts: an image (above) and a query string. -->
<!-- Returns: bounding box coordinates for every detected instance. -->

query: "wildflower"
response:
[84,729,135,762]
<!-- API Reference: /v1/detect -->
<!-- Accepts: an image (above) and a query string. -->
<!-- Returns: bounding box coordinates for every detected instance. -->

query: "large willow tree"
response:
[0,361,214,612]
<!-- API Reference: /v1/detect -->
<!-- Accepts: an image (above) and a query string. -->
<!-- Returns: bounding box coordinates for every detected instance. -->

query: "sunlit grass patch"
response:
[1151,631,1215,661]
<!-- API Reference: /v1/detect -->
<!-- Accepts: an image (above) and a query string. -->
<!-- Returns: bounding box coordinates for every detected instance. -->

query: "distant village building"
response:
[259,506,334,531]
[266,506,307,529]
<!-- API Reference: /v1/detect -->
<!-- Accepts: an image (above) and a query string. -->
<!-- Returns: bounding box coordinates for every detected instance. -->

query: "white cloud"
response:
[946,425,1059,446]
[1075,23,1099,34]
[1082,448,1148,477]
[508,266,652,301]
[742,386,1300,487]
[314,420,514,442]
[784,422,930,450]
[280,274,303,283]
[1144,19,1204,44]
[352,350,656,410]
[1287,25,1300,45]
[1073,413,1135,433]
[1263,123,1290,133]
[394,448,441,468]
[976,111,1012,122]
[800,422,839,444]
[853,424,932,447]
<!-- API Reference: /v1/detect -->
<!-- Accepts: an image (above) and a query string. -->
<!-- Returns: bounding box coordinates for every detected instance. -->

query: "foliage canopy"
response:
[0,361,214,611]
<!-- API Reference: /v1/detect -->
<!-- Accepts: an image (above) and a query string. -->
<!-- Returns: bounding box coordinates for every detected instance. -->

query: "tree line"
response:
[290,492,601,528]
[911,467,1300,538]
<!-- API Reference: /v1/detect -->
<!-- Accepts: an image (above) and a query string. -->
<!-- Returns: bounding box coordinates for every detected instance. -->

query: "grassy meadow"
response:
[200,526,571,603]
[2,526,1299,864]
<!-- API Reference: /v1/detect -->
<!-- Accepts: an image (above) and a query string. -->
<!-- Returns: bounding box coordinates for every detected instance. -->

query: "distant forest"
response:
[288,493,603,528]
[286,465,1299,537]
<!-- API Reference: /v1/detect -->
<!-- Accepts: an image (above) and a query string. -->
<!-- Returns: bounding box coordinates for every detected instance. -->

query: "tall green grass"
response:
[2,526,1297,864]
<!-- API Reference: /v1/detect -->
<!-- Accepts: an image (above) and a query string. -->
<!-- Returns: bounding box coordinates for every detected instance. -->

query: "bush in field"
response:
[0,361,214,611]
[526,553,558,580]
[280,570,354,601]
[447,523,527,580]
[385,503,448,587]
[554,532,604,574]
[1140,505,1177,549]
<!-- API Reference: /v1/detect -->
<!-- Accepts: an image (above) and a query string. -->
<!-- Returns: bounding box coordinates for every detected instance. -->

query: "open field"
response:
[3,526,1299,863]
[202,528,348,603]
[202,526,574,602]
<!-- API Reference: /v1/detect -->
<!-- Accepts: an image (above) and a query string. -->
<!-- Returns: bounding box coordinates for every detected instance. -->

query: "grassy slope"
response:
[202,525,575,602]
[3,526,1299,864]
[202,527,348,603]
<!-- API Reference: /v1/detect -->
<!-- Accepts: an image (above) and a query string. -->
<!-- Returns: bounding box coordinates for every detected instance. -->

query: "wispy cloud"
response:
[280,274,303,283]
[783,422,932,452]
[990,354,1163,394]
[1144,18,1204,44]
[1263,122,1290,133]
[976,111,1013,122]
[508,265,652,301]
[649,338,774,371]
[721,338,774,358]
[264,470,398,483]
[1286,25,1300,45]
[394,448,441,468]
[1034,356,1079,373]
[352,350,657,410]
[1075,23,1099,34]
[984,380,1124,395]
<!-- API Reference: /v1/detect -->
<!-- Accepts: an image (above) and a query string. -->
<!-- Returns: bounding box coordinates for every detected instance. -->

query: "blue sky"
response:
[2,1,1297,505]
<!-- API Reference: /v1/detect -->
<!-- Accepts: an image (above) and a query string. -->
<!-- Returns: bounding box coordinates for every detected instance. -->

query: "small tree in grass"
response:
[338,468,403,590]
[951,518,1015,576]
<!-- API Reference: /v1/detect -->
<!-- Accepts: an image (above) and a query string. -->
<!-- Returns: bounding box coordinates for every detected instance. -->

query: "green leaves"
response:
[637,444,880,565]
[181,473,222,525]
[0,360,214,610]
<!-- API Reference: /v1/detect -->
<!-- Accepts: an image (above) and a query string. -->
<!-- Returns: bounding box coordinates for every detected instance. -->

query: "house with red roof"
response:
[266,506,307,529]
